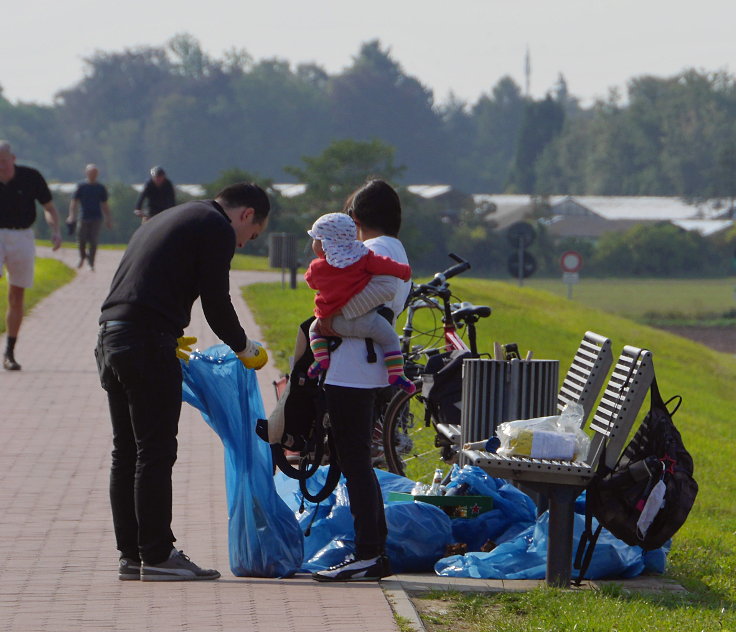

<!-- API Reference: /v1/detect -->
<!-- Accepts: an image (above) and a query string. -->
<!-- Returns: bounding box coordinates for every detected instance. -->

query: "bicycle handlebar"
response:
[413,253,471,295]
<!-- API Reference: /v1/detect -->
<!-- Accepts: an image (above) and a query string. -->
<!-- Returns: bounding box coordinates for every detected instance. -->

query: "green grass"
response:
[231,253,274,271]
[0,258,75,334]
[526,277,736,323]
[243,283,314,370]
[35,239,127,251]
[415,587,734,631]
[242,276,736,629]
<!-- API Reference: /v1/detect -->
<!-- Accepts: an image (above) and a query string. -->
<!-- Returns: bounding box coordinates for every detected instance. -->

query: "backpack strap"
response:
[664,394,682,416]
[573,499,603,585]
[365,338,377,363]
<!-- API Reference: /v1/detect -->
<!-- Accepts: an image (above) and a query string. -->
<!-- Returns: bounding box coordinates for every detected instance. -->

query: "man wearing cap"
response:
[134,166,176,222]
[0,140,62,371]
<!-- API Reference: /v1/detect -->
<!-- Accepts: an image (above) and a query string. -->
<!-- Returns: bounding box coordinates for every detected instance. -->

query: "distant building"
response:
[471,193,734,239]
[472,194,536,231]
[271,183,307,198]
[406,184,473,223]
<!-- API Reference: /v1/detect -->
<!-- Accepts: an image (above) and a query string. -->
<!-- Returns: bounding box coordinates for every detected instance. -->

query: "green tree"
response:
[445,209,505,275]
[98,119,145,183]
[399,192,453,274]
[507,96,565,193]
[145,94,222,181]
[284,138,405,219]
[591,222,723,277]
[445,76,526,192]
[656,71,732,197]
[226,57,331,179]
[709,143,736,205]
[327,40,445,182]
[167,33,215,79]
[0,93,68,178]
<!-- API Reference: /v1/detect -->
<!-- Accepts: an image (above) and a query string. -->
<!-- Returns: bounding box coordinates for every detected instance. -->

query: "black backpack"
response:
[423,350,473,426]
[574,375,698,582]
[275,317,325,452]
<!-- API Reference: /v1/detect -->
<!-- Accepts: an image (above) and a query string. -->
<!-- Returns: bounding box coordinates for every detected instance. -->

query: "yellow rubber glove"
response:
[237,339,269,370]
[176,336,198,362]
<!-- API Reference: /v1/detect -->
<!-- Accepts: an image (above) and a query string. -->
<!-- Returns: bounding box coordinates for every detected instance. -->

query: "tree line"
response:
[3,34,736,201]
[3,34,736,277]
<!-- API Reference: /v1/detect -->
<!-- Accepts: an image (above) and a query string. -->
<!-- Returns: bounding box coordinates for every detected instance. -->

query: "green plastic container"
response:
[387,491,493,519]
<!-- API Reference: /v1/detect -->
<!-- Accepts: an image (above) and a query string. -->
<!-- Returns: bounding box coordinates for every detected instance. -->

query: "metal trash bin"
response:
[268,233,298,269]
[268,233,299,289]
[460,358,559,449]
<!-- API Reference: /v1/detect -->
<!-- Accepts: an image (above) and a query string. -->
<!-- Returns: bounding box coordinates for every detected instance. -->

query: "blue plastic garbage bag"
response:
[276,466,452,573]
[274,467,344,559]
[643,542,670,574]
[375,468,417,495]
[385,502,453,573]
[275,467,416,520]
[443,465,537,552]
[181,344,303,577]
[573,490,667,574]
[435,511,652,580]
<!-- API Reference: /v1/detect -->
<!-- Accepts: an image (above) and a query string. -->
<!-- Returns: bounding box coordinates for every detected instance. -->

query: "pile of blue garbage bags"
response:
[281,465,667,580]
[182,344,668,580]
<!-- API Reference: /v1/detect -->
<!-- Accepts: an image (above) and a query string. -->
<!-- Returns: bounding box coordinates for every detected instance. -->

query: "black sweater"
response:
[135,178,176,217]
[100,200,247,352]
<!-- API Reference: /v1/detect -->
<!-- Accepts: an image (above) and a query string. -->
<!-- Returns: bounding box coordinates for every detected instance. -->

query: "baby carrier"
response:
[257,317,341,503]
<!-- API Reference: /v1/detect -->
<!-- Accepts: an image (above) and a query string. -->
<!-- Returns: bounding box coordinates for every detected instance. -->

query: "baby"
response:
[304,212,415,394]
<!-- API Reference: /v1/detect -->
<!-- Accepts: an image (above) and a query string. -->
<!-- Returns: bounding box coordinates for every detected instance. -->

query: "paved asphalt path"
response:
[0,246,399,632]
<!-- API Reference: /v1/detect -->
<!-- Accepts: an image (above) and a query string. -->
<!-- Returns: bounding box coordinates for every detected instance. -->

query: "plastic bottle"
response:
[427,469,444,496]
[410,481,428,496]
[444,482,470,497]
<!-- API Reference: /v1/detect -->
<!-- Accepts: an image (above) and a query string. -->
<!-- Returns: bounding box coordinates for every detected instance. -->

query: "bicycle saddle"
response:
[451,301,491,321]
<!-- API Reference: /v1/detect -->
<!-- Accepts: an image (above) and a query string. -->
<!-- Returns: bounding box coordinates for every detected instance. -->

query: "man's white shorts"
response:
[0,228,35,289]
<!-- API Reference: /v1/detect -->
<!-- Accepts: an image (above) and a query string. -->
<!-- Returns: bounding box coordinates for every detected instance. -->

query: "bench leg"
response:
[546,486,580,587]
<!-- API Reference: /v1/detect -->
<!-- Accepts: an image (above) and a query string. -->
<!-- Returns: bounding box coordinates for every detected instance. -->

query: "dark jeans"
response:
[324,385,387,559]
[95,321,181,564]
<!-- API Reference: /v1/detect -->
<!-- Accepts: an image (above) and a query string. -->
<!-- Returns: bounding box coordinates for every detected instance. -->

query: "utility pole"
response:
[524,46,531,97]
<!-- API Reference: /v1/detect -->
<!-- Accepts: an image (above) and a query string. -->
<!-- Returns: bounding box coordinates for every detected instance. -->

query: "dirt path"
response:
[660,326,736,354]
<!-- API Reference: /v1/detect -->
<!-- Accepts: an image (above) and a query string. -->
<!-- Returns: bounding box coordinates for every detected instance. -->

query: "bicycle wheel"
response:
[369,384,399,469]
[381,382,456,483]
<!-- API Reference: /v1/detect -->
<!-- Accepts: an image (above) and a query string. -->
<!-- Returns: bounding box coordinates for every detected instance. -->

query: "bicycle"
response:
[380,253,491,482]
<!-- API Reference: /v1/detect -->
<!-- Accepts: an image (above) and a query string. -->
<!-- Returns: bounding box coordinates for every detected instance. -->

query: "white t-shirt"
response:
[324,235,410,389]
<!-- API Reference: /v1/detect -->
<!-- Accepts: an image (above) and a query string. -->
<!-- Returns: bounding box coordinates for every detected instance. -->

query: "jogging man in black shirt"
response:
[96,182,270,581]
[0,140,62,371]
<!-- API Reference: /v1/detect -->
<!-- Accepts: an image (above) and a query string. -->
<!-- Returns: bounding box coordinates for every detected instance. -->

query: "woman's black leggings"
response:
[324,384,387,559]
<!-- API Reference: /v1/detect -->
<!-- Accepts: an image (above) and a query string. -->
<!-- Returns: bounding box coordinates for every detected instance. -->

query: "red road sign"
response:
[560,250,583,273]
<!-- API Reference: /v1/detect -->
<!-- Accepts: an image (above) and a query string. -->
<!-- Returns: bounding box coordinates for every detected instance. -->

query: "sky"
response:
[1,0,734,108]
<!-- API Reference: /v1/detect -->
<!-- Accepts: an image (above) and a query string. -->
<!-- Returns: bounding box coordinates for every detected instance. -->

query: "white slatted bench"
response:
[463,345,654,587]
[438,331,613,455]
[557,331,613,424]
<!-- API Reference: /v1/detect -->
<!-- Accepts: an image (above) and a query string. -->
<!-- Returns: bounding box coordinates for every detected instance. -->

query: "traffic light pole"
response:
[517,240,525,287]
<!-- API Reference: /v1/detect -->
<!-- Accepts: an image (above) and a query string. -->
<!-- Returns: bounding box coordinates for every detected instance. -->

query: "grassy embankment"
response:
[243,276,735,632]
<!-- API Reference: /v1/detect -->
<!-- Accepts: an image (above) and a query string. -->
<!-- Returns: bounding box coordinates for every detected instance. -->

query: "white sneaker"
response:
[311,554,391,582]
